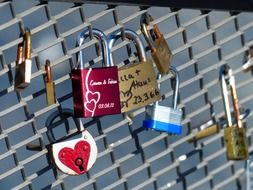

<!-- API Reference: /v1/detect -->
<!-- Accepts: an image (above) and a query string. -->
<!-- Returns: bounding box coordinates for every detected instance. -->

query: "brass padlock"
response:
[109,29,161,113]
[45,60,56,105]
[220,64,248,160]
[141,14,172,74]
[14,28,32,91]
[188,108,250,142]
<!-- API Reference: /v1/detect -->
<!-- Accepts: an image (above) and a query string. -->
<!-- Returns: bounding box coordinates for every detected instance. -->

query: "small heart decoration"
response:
[58,140,91,175]
[84,99,97,113]
[86,91,100,103]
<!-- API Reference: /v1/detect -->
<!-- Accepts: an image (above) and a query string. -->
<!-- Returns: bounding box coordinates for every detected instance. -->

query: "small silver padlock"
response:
[46,109,97,175]
[143,66,183,134]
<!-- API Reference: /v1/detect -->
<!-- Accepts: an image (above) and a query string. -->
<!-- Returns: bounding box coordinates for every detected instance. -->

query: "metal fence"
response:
[1,1,253,190]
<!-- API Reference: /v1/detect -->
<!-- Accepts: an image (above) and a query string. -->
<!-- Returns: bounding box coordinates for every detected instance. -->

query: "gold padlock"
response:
[45,60,56,105]
[14,28,32,91]
[109,29,161,113]
[220,65,248,160]
[141,14,172,74]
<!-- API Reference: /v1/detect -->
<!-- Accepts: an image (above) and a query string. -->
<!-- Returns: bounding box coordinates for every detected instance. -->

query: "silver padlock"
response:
[143,66,183,134]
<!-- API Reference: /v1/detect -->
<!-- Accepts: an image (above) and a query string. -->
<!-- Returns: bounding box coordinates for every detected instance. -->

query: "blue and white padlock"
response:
[143,65,183,134]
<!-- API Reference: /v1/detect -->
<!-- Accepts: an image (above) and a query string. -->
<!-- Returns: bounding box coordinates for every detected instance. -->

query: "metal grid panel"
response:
[1,1,253,190]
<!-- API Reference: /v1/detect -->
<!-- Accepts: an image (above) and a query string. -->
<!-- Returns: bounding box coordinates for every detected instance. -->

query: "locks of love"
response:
[108,29,161,113]
[46,109,97,175]
[14,28,32,91]
[71,28,121,118]
[143,66,183,134]
[140,14,172,75]
[220,64,248,160]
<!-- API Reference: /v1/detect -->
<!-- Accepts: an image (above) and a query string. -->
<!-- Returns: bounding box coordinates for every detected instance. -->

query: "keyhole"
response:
[75,157,84,171]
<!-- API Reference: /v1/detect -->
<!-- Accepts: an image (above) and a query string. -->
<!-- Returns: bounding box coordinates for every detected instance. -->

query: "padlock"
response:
[71,28,121,117]
[14,28,32,91]
[220,64,248,160]
[140,14,172,74]
[188,107,250,142]
[46,108,97,175]
[108,29,161,113]
[45,60,56,105]
[142,66,182,134]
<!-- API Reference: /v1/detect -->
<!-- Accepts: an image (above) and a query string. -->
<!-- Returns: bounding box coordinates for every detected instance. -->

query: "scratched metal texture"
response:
[1,1,253,190]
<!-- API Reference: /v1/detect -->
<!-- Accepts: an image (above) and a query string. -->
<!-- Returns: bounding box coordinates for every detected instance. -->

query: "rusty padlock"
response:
[108,29,161,113]
[45,60,56,105]
[220,64,248,160]
[71,28,121,117]
[140,14,172,74]
[14,28,32,91]
[46,108,97,175]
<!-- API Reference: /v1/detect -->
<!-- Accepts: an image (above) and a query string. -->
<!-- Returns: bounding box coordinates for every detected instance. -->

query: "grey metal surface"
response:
[1,1,253,190]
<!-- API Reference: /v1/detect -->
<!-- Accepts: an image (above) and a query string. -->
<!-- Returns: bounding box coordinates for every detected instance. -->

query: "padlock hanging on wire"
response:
[71,28,121,118]
[188,107,250,142]
[45,60,56,105]
[143,66,183,134]
[243,46,253,71]
[14,28,32,91]
[46,109,97,175]
[108,29,161,113]
[220,64,248,160]
[140,14,172,75]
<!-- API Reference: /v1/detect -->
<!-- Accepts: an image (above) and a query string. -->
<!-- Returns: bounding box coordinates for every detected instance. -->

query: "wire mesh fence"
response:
[1,1,253,190]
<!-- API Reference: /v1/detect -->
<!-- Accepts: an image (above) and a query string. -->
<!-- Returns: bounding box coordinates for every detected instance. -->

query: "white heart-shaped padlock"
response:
[46,109,97,175]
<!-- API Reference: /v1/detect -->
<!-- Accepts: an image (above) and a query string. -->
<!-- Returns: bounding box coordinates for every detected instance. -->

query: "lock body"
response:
[224,127,248,160]
[72,66,121,117]
[143,104,182,134]
[46,82,55,105]
[118,59,160,113]
[15,59,32,91]
[49,130,97,175]
[152,35,172,74]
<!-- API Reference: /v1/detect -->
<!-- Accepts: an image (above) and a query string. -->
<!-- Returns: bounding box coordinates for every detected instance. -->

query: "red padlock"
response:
[71,28,121,117]
[46,109,97,175]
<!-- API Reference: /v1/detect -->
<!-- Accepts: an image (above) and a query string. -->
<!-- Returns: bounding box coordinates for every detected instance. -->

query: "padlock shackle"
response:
[156,65,179,109]
[46,108,84,143]
[108,29,147,65]
[170,65,180,110]
[24,28,31,60]
[16,28,31,65]
[77,28,111,69]
[45,59,52,83]
[220,64,242,128]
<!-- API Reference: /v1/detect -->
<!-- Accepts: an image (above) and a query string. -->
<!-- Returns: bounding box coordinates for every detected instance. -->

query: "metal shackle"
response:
[46,108,83,143]
[16,28,31,65]
[45,59,52,83]
[140,14,162,51]
[108,29,147,65]
[220,64,242,128]
[76,28,111,69]
[157,65,180,109]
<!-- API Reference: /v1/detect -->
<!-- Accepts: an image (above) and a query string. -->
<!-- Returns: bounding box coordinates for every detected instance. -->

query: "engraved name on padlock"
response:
[220,64,248,160]
[45,60,56,105]
[71,28,121,117]
[109,29,161,113]
[14,28,32,91]
[46,109,97,175]
[141,14,172,75]
[143,66,183,134]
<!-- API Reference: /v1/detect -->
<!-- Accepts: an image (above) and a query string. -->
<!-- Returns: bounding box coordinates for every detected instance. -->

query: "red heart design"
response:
[86,91,100,103]
[58,141,91,175]
[84,99,97,113]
